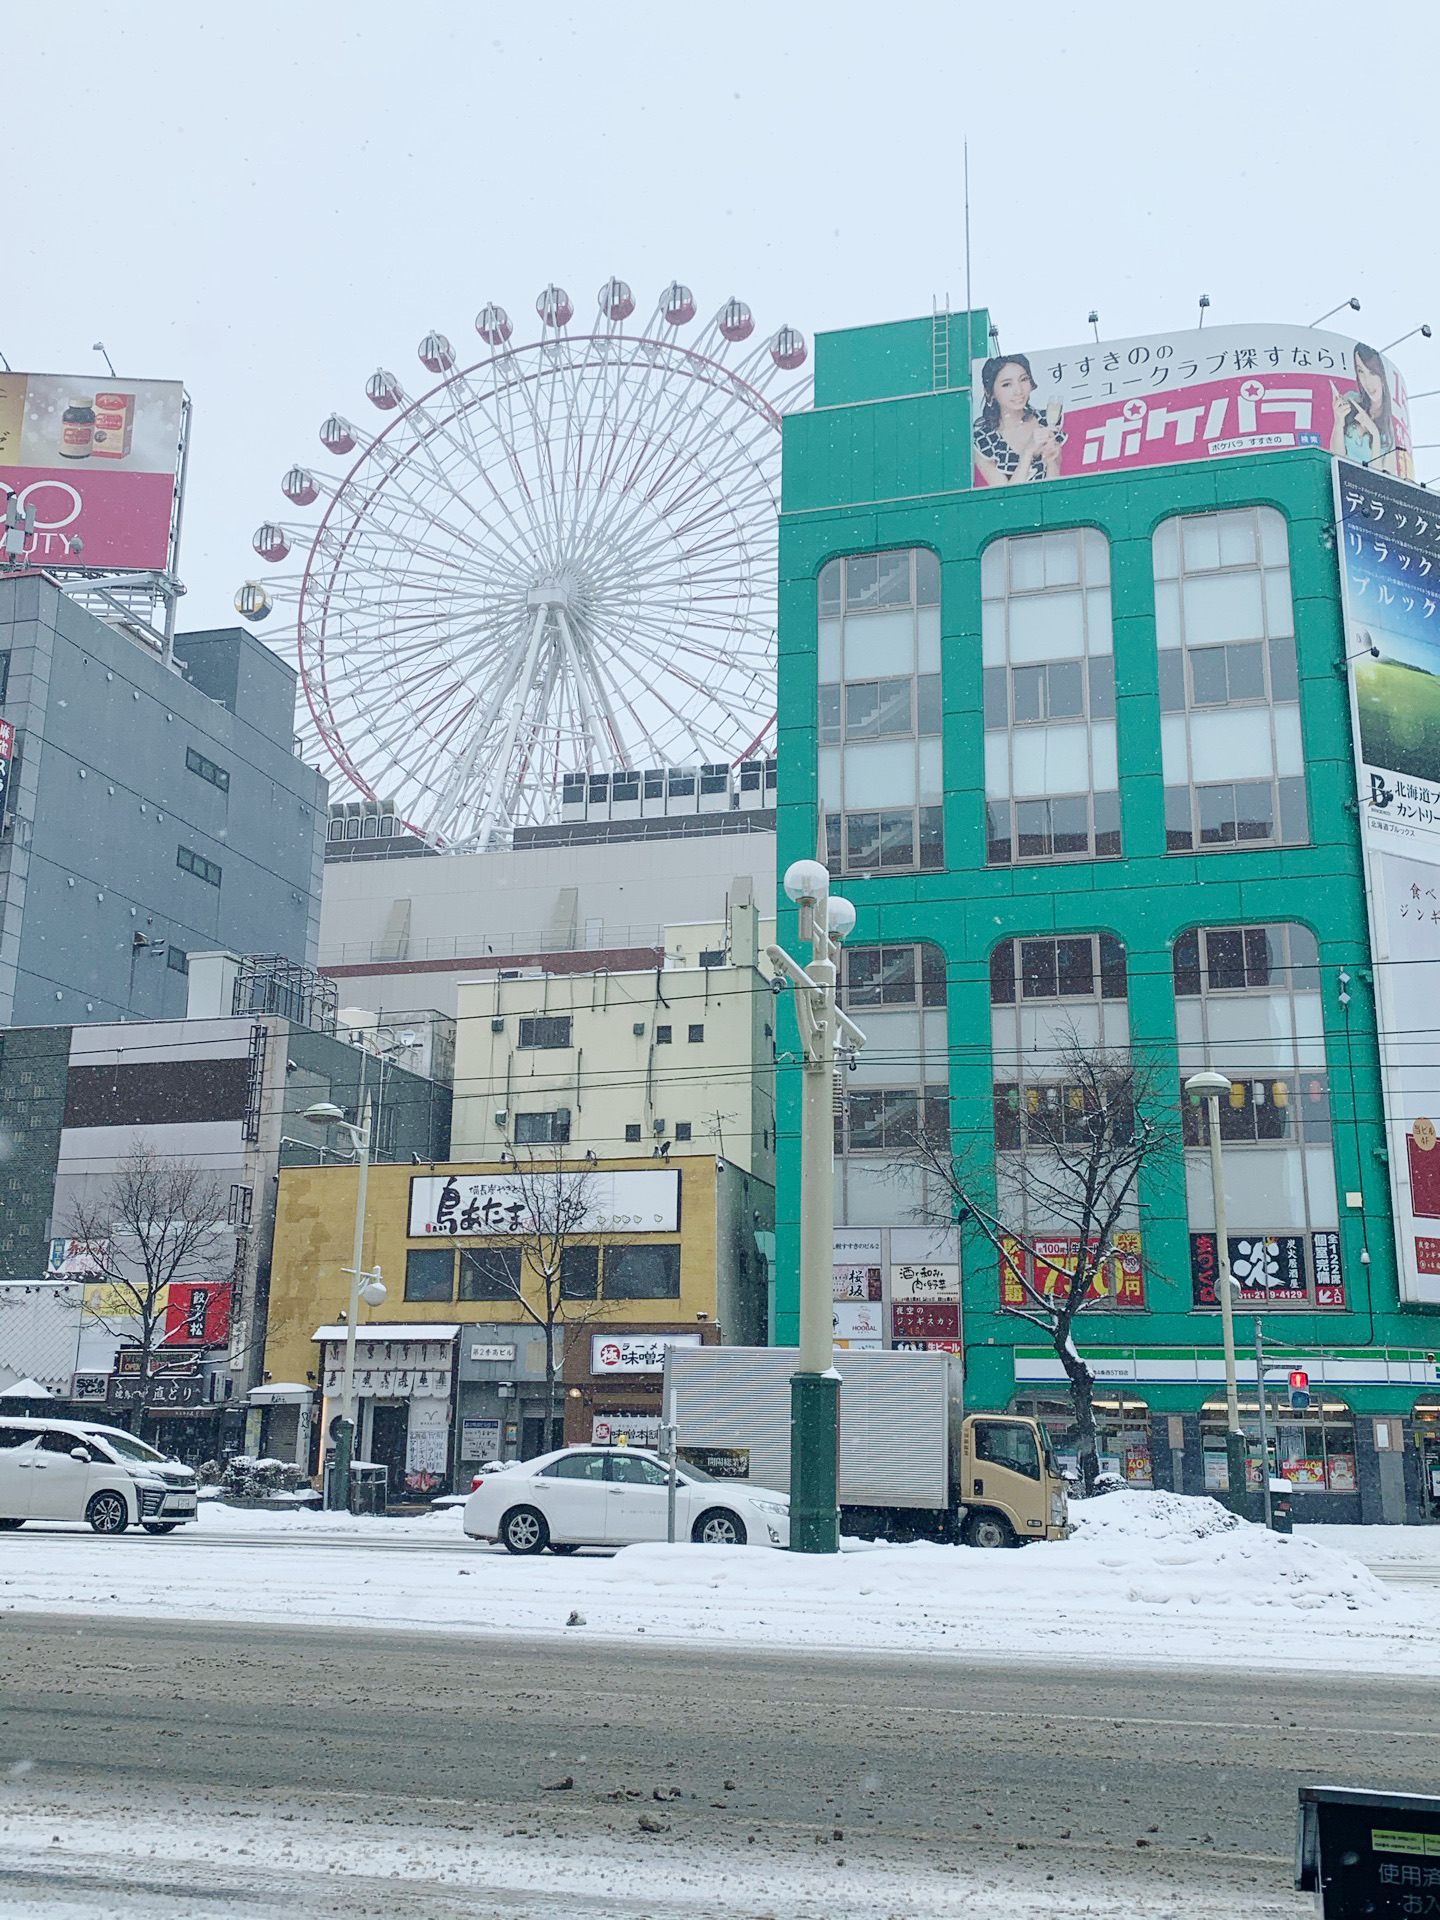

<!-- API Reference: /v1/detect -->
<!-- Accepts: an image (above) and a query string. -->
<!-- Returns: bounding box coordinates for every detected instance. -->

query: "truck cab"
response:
[958,1414,1069,1546]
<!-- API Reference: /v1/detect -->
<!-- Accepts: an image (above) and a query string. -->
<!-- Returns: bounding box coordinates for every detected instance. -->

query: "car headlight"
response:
[751,1499,789,1517]
[1050,1491,1068,1526]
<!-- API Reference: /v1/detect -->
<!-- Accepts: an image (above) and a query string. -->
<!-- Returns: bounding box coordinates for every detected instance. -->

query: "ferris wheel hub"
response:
[526,577,576,609]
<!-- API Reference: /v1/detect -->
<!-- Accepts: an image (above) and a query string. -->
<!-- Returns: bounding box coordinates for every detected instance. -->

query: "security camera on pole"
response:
[766,860,866,1553]
[304,1101,387,1511]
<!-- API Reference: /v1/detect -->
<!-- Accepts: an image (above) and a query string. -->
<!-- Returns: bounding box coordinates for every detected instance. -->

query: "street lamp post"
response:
[1184,1071,1247,1513]
[767,860,865,1553]
[304,1101,386,1511]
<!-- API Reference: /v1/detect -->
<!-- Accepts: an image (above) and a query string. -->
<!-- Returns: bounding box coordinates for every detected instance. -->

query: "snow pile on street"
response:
[1,1487,1433,1673]
[1069,1485,1244,1542]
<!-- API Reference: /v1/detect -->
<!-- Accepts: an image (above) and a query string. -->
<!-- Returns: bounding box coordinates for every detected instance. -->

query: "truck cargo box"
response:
[663,1345,960,1512]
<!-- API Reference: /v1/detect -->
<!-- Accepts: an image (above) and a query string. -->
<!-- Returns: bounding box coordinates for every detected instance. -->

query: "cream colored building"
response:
[451,895,776,1177]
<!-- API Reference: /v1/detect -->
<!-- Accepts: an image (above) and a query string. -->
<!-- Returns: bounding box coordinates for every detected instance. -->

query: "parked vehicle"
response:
[662,1346,1070,1548]
[0,1418,199,1534]
[463,1444,790,1553]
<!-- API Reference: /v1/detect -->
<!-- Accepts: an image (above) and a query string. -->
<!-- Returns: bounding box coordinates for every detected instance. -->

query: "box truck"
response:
[662,1345,1069,1547]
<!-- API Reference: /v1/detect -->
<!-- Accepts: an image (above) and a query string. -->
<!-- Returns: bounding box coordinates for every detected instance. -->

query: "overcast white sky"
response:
[5,0,1437,633]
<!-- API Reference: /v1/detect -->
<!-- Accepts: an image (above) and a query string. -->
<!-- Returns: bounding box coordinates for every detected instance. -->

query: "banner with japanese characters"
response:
[1190,1233,1344,1310]
[1336,464,1440,1303]
[972,325,1413,490]
[409,1169,679,1237]
[999,1231,1146,1310]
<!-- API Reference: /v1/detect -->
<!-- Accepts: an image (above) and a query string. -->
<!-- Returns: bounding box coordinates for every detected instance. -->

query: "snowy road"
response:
[7,1613,1436,1919]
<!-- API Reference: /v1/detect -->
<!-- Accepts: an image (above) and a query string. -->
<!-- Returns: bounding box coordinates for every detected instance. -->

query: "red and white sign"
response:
[0,371,184,571]
[590,1332,701,1375]
[972,325,1414,490]
[163,1283,232,1348]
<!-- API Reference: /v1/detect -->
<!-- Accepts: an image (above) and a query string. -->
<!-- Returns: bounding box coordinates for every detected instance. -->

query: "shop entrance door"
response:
[1420,1432,1440,1522]
[521,1415,546,1460]
[368,1402,408,1494]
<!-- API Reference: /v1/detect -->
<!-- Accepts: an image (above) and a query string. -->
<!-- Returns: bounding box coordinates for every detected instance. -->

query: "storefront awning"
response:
[311,1325,460,1343]
[248,1381,314,1404]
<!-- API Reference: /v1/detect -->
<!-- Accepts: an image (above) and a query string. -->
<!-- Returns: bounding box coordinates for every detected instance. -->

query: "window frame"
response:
[517,1014,572,1051]
[817,546,943,878]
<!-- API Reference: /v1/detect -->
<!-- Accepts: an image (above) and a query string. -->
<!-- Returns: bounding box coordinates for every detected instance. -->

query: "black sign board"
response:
[1298,1786,1440,1915]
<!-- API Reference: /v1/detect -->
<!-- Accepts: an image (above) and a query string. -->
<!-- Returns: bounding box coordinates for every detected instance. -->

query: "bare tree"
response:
[447,1147,614,1445]
[899,1040,1179,1494]
[67,1143,234,1442]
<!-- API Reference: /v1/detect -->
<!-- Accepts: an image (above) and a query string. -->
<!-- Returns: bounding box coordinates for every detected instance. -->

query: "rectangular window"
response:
[517,1015,572,1050]
[674,1121,692,1141]
[817,547,942,876]
[227,1184,253,1227]
[982,528,1118,866]
[1153,507,1307,855]
[405,1247,455,1302]
[603,1244,681,1299]
[167,946,188,973]
[624,1123,641,1142]
[561,1246,598,1300]
[687,1024,704,1044]
[176,845,222,887]
[457,1247,520,1301]
[514,1109,570,1144]
[655,1025,672,1045]
[185,745,230,793]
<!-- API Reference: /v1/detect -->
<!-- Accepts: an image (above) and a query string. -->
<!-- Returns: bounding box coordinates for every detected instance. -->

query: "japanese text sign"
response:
[999,1232,1145,1310]
[972,326,1412,491]
[409,1169,679,1237]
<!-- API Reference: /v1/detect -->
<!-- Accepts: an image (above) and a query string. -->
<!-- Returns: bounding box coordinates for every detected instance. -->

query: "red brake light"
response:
[470,1474,484,1491]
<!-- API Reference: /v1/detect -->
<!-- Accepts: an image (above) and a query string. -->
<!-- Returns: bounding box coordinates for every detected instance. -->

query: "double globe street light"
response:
[766,859,865,1552]
[304,1102,386,1510]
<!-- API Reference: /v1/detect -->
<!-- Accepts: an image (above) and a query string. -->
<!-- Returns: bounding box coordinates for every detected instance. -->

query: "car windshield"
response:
[88,1430,167,1464]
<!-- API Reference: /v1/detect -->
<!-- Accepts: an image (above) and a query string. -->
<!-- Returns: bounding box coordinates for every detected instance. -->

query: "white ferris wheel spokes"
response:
[240,280,808,851]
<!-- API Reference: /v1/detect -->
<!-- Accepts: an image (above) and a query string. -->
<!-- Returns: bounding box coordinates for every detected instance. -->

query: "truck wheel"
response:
[499,1505,549,1555]
[692,1508,747,1546]
[962,1510,1015,1550]
[86,1491,130,1535]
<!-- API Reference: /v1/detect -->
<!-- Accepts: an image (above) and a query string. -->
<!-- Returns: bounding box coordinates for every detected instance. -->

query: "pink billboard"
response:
[971,324,1414,490]
[0,371,184,571]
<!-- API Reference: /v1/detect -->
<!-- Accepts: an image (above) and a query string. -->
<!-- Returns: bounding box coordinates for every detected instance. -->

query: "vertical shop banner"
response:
[973,326,1412,490]
[1336,464,1440,1303]
[999,1231,1145,1309]
[0,371,184,571]
[0,719,13,819]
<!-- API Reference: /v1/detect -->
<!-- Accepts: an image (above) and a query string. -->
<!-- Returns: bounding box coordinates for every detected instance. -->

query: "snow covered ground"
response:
[0,1787,1311,1920]
[2,1489,1437,1674]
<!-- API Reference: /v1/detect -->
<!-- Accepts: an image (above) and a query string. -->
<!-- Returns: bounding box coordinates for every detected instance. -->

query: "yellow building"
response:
[263,1153,773,1494]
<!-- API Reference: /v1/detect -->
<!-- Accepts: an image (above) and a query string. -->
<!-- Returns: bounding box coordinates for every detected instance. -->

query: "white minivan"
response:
[0,1418,199,1533]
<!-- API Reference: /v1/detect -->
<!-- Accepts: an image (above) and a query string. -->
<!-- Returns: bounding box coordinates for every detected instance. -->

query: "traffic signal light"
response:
[1289,1369,1310,1411]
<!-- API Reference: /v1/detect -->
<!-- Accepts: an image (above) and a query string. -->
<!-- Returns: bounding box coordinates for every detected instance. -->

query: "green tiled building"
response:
[774,307,1440,1525]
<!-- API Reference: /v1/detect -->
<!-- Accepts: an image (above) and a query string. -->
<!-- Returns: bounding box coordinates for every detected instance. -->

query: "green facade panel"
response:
[776,348,1434,1434]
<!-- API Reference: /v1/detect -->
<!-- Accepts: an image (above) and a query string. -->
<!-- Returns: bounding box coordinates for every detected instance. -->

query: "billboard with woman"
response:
[971,324,1413,489]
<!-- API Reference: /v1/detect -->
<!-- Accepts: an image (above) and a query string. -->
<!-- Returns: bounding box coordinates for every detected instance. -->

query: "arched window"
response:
[817,549,942,875]
[982,528,1118,865]
[1153,507,1307,852]
[1176,922,1340,1310]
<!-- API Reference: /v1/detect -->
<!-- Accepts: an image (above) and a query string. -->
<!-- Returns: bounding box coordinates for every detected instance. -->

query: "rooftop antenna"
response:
[963,139,972,335]
[92,341,116,378]
[1381,324,1432,353]
[987,322,1001,355]
[1197,294,1211,329]
[1311,297,1360,328]
[1088,310,1100,343]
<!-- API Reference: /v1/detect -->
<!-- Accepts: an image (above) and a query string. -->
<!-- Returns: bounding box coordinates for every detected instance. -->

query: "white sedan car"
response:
[463,1446,789,1553]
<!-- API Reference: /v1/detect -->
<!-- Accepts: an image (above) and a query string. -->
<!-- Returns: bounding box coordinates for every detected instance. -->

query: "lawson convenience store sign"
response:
[1014,1347,1440,1389]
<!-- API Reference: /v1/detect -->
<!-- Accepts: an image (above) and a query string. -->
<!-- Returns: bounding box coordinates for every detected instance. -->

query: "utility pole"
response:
[305,1101,386,1510]
[766,860,865,1552]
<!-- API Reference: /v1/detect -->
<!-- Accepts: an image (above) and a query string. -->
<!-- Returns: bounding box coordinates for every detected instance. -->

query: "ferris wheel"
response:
[237,278,808,851]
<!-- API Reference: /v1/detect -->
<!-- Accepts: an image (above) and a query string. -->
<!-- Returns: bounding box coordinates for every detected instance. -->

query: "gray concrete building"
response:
[0,577,326,1027]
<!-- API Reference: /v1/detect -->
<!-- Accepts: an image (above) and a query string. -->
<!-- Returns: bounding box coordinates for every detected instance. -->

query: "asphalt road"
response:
[2,1613,1438,1916]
